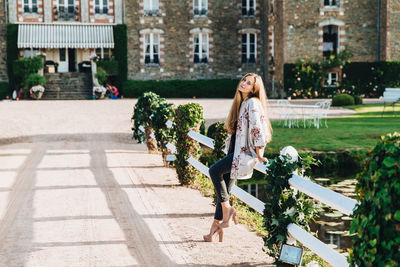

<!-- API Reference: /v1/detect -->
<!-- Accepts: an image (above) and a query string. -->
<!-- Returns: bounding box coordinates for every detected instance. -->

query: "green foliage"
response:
[0,82,9,99]
[131,92,163,143]
[13,56,44,89]
[206,122,228,165]
[284,49,352,99]
[341,61,400,98]
[263,154,322,259]
[25,73,46,89]
[6,24,18,92]
[349,132,400,266]
[97,60,119,76]
[174,103,204,185]
[123,79,239,98]
[95,67,108,86]
[354,95,363,105]
[113,24,128,91]
[151,99,175,151]
[332,93,355,106]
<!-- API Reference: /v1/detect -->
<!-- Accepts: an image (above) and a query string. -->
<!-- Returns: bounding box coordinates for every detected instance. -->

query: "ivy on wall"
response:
[6,24,18,93]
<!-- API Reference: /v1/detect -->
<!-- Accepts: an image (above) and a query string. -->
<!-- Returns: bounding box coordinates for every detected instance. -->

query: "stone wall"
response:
[125,0,268,83]
[0,0,8,82]
[387,0,400,60]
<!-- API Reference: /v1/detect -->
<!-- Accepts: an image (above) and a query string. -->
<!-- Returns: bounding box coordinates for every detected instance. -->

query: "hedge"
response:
[113,24,127,92]
[284,61,400,98]
[123,79,239,98]
[0,82,9,99]
[6,24,18,92]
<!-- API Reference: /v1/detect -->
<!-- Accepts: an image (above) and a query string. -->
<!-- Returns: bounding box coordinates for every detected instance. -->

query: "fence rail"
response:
[143,120,357,267]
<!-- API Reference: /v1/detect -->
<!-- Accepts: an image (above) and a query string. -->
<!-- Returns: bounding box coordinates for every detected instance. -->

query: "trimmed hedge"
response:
[6,24,18,92]
[285,61,400,98]
[332,93,355,106]
[97,60,119,76]
[113,24,127,92]
[123,79,239,98]
[0,82,9,99]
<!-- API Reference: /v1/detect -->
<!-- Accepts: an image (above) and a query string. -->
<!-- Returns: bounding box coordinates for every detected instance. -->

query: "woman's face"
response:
[238,75,254,95]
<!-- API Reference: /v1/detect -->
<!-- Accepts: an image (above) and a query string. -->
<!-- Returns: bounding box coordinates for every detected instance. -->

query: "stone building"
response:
[269,0,400,96]
[125,0,268,83]
[1,0,400,96]
[6,0,123,73]
[0,0,8,82]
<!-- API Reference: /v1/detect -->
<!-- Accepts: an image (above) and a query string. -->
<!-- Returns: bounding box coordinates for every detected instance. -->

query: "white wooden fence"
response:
[143,121,358,267]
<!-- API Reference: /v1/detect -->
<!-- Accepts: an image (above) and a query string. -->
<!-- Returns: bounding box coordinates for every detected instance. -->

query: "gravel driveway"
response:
[0,99,275,266]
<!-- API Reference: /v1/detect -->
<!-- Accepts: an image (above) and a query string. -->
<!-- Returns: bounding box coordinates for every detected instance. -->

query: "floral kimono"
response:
[225,98,270,179]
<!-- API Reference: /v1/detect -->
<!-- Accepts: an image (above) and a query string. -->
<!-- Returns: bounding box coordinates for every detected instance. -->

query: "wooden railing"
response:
[143,121,358,267]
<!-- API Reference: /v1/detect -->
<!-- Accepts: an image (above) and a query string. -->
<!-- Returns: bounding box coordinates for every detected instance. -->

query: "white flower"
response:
[31,85,45,92]
[283,207,296,217]
[88,53,98,60]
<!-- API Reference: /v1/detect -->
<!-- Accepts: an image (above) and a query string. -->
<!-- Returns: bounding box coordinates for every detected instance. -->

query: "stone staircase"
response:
[42,72,92,100]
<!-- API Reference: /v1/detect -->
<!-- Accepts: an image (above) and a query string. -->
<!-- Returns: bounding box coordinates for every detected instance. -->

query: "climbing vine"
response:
[263,151,321,260]
[349,132,400,266]
[206,122,228,164]
[174,103,204,185]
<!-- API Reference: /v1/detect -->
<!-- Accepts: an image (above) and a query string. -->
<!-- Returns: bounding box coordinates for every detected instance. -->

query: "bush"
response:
[97,60,119,76]
[123,79,239,98]
[13,56,44,89]
[95,67,107,86]
[0,82,9,99]
[25,73,46,89]
[206,122,228,165]
[174,103,204,184]
[332,93,355,106]
[353,95,363,105]
[349,132,400,266]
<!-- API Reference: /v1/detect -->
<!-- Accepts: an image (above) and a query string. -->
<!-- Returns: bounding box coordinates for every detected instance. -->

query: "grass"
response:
[267,104,400,152]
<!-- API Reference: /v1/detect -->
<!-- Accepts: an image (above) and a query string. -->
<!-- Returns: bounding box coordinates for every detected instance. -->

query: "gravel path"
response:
[0,99,275,266]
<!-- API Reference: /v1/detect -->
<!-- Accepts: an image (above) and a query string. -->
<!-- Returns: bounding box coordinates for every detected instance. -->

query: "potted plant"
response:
[93,85,107,99]
[25,73,46,100]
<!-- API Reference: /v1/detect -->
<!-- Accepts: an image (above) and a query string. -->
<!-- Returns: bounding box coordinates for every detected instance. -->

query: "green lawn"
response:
[267,104,400,152]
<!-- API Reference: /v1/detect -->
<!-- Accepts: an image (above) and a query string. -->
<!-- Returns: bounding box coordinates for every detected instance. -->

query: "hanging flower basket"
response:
[30,85,45,100]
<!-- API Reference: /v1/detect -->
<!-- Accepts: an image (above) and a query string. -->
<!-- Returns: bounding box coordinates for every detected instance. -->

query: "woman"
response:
[203,73,273,242]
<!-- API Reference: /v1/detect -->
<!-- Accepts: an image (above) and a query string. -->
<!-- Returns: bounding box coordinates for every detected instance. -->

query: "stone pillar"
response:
[44,0,52,22]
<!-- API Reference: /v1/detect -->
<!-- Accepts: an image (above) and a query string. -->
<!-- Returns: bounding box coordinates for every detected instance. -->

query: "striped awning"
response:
[17,24,114,49]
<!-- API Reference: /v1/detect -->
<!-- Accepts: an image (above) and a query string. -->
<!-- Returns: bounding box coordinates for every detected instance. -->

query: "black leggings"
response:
[209,153,236,220]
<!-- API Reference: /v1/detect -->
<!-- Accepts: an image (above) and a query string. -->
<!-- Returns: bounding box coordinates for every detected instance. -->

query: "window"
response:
[144,0,159,16]
[95,0,108,14]
[144,33,160,65]
[24,48,39,58]
[324,0,338,7]
[325,72,338,87]
[194,33,208,64]
[324,233,340,249]
[96,48,112,60]
[242,0,255,17]
[194,0,207,16]
[323,25,338,58]
[59,0,75,19]
[24,0,38,13]
[242,33,256,64]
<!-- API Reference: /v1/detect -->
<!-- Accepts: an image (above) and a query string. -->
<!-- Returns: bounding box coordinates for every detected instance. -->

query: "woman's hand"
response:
[256,146,268,163]
[257,155,269,163]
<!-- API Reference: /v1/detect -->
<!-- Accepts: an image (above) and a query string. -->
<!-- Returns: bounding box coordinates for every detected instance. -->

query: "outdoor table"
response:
[278,104,323,128]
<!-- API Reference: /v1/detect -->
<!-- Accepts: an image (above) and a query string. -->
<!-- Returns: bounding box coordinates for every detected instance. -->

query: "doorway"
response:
[68,48,76,72]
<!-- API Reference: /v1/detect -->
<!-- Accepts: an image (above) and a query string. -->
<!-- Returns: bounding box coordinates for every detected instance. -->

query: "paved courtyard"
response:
[0,99,278,266]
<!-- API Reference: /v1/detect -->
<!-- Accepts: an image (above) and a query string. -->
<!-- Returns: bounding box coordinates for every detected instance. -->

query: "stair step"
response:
[44,72,92,100]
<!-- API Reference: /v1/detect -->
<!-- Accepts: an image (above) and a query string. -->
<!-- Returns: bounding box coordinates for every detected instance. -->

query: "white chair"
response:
[277,100,297,128]
[308,101,330,128]
[379,88,400,116]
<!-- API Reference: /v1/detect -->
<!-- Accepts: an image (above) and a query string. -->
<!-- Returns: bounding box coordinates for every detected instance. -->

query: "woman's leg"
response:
[209,153,234,204]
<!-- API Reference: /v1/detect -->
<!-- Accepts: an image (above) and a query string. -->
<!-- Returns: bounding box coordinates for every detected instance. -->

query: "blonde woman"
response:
[203,73,273,242]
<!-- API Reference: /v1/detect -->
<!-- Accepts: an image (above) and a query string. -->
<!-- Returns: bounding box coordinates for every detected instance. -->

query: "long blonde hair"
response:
[225,73,273,142]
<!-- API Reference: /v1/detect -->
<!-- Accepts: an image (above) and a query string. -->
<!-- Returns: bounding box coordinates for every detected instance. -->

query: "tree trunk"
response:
[144,126,158,153]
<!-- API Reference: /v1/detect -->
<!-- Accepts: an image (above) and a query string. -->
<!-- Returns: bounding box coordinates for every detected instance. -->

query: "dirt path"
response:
[0,100,274,266]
